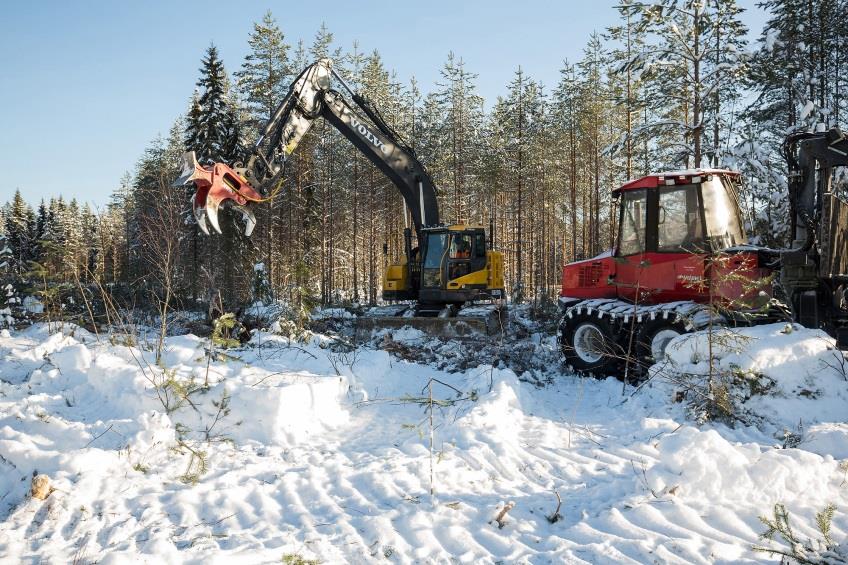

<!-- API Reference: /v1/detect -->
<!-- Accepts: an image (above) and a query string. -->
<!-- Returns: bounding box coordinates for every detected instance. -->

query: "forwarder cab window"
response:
[618,189,647,256]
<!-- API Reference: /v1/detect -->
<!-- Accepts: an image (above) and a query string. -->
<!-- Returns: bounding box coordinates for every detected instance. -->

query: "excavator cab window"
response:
[450,234,472,259]
[448,233,472,281]
[475,233,487,258]
[422,232,448,287]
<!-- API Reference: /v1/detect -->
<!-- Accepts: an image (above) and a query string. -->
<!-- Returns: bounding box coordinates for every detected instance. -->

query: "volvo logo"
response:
[351,117,390,155]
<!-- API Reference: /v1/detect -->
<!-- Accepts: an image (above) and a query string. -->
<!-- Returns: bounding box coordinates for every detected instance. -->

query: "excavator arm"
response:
[175,58,439,243]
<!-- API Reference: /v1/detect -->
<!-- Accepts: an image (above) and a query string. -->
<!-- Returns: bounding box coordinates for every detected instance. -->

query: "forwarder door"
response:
[614,189,649,302]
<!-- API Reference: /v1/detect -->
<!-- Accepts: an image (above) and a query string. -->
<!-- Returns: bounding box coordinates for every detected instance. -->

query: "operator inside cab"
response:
[451,235,472,259]
[449,234,472,280]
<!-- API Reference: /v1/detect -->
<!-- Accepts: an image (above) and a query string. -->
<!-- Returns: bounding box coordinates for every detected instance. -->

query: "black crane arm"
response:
[237,58,440,242]
[783,127,848,249]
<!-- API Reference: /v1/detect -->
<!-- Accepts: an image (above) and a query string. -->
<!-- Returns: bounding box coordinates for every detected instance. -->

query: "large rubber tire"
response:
[635,317,688,369]
[560,312,622,375]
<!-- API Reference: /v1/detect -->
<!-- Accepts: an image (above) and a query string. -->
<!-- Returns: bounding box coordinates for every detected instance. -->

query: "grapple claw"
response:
[232,204,257,237]
[175,151,208,187]
[192,194,210,235]
[175,151,264,235]
[206,194,224,235]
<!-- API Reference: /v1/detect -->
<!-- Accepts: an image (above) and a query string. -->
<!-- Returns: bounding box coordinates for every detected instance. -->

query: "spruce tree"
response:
[4,190,35,275]
[733,0,842,245]
[0,232,14,326]
[184,90,203,159]
[189,44,241,164]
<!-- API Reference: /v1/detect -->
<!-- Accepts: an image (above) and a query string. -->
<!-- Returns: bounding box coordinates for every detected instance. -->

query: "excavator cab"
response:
[384,225,504,311]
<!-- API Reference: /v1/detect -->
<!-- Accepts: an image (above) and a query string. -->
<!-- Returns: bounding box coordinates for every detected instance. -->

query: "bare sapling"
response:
[139,173,183,365]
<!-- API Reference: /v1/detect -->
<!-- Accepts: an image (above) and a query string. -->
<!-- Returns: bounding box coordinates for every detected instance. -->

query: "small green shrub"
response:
[753,502,843,563]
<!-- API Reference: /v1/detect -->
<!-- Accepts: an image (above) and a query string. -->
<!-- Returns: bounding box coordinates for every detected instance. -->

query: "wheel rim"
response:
[572,323,607,363]
[650,328,681,361]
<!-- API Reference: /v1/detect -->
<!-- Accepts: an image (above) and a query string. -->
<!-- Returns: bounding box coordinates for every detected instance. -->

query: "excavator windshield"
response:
[422,232,448,288]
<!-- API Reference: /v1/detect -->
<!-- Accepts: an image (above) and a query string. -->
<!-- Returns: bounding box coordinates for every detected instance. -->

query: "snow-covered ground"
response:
[0,322,846,563]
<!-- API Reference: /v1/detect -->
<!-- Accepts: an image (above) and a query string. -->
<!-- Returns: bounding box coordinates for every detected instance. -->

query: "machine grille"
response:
[578,263,603,287]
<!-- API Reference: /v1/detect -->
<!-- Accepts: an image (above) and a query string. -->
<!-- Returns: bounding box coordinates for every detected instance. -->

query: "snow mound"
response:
[225,374,349,445]
[657,322,848,442]
[1,322,846,563]
[654,426,840,508]
[803,423,848,459]
[49,343,92,373]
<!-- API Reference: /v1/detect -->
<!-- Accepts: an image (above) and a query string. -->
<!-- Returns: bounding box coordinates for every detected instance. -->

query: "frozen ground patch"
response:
[0,323,845,563]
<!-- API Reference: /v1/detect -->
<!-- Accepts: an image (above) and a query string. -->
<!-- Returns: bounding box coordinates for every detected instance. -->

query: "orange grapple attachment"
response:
[174,151,262,236]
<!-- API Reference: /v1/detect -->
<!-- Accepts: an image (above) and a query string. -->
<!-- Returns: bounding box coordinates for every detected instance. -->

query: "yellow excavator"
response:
[175,59,504,336]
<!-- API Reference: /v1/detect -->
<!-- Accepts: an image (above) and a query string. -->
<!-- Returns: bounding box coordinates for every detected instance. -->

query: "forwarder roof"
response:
[615,168,741,193]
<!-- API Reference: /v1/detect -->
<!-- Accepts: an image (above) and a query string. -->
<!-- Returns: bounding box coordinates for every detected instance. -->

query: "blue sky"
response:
[0,0,768,208]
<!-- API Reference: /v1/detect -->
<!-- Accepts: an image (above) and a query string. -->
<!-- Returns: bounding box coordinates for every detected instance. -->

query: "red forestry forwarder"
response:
[559,128,848,375]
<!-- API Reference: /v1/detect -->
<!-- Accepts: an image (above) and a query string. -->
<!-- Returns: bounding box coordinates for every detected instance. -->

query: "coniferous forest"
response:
[3,0,848,316]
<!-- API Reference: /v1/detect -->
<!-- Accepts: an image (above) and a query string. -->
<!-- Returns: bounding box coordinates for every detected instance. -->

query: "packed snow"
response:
[0,321,846,563]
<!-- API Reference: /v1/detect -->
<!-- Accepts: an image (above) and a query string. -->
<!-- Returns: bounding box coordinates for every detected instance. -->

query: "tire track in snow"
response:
[1,328,846,563]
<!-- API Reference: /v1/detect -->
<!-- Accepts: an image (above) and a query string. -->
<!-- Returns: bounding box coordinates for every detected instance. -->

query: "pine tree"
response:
[433,53,485,224]
[607,0,652,178]
[359,50,393,304]
[235,10,290,129]
[622,0,747,168]
[234,11,291,293]
[552,60,582,261]
[498,67,545,301]
[578,33,612,256]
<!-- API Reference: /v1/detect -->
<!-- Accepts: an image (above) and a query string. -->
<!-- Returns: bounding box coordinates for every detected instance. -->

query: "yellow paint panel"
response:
[487,251,505,290]
[446,224,486,232]
[383,260,410,293]
[446,268,490,288]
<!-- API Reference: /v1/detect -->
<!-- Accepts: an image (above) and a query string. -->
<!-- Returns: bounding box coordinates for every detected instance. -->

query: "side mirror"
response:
[658,206,667,225]
[382,242,388,255]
